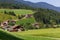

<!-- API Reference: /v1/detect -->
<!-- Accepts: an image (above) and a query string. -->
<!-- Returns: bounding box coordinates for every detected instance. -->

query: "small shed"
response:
[32,23,40,29]
[25,14,33,18]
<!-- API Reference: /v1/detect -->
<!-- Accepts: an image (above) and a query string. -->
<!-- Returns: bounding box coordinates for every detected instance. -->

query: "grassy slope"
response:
[0,9,34,15]
[7,28,60,40]
[2,28,60,40]
[0,9,34,22]
[0,28,57,40]
[0,13,17,22]
[16,17,36,25]
[9,28,60,38]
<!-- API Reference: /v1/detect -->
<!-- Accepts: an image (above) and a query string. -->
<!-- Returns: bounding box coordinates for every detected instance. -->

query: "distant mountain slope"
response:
[0,0,33,9]
[34,2,60,12]
[15,0,60,12]
[0,0,60,12]
[0,0,14,3]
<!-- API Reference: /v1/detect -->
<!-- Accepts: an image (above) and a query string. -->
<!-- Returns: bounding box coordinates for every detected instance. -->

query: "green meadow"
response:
[0,13,17,22]
[1,28,60,40]
[16,17,36,25]
[0,9,34,15]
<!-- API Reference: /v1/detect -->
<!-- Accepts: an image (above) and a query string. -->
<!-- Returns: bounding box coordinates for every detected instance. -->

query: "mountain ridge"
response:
[15,0,60,12]
[0,0,60,12]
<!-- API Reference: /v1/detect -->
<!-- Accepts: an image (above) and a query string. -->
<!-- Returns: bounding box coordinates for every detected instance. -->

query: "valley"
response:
[0,0,60,40]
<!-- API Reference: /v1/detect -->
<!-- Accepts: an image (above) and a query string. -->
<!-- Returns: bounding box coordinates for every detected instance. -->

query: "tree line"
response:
[33,8,60,28]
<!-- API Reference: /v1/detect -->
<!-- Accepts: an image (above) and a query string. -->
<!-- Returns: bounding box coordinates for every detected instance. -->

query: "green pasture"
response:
[1,28,60,40]
[16,17,36,25]
[0,9,34,15]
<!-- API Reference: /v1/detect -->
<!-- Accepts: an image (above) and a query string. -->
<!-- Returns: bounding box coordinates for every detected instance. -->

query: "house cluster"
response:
[0,14,41,32]
[25,14,33,18]
[0,20,25,32]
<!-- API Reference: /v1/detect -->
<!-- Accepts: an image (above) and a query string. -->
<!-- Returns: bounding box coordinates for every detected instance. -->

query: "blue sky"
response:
[24,0,60,7]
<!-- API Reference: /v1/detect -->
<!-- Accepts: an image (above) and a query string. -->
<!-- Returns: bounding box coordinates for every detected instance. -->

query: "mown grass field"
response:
[0,9,34,15]
[1,28,60,40]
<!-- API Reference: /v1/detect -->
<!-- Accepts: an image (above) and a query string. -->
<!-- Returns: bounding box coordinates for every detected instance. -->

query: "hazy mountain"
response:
[0,0,14,3]
[34,2,60,12]
[0,0,60,12]
[15,0,60,12]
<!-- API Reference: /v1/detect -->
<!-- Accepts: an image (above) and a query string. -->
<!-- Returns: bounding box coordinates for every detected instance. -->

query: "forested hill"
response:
[33,8,60,25]
[0,0,33,9]
[0,0,60,12]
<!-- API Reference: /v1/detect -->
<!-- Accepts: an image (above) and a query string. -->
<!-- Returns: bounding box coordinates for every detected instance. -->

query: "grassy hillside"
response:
[0,9,34,15]
[16,17,36,25]
[0,9,34,22]
[0,13,17,22]
[1,28,60,40]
